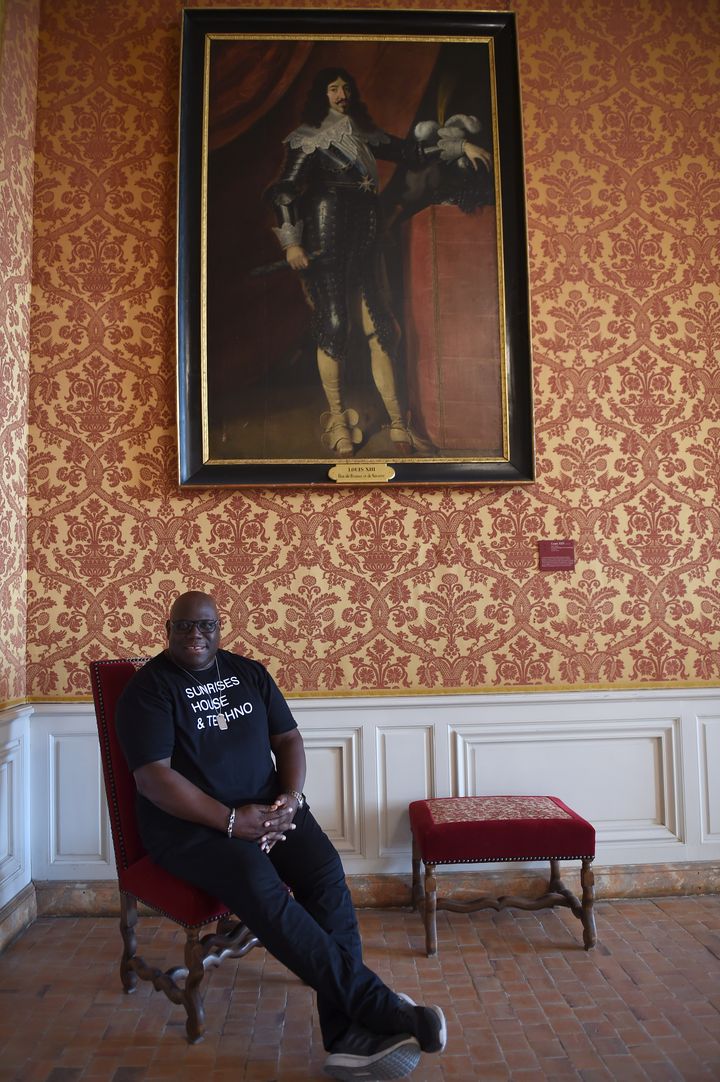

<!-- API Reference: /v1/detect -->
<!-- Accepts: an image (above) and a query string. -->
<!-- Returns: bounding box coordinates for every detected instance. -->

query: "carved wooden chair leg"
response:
[580,858,597,950]
[216,915,236,936]
[182,928,208,1044]
[411,835,424,911]
[424,862,438,957]
[119,892,138,993]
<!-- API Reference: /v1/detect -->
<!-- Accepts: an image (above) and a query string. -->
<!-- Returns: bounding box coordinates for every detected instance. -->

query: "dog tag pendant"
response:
[217,713,228,731]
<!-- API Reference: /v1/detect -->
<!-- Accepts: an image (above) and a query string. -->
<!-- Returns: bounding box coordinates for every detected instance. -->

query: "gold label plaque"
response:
[328,462,396,484]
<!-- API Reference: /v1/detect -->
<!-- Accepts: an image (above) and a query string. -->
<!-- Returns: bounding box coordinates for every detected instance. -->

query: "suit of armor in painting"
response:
[270,115,423,368]
[268,110,427,456]
[268,70,487,458]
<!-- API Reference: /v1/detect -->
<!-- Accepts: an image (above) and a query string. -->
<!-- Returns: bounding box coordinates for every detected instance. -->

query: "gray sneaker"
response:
[394,997,447,1054]
[323,1026,421,1080]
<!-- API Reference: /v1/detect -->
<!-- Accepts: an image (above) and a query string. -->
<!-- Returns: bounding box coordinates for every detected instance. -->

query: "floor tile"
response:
[0,899,718,1080]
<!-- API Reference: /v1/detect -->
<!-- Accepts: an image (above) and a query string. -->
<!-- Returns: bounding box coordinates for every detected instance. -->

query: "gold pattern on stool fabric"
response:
[427,796,572,823]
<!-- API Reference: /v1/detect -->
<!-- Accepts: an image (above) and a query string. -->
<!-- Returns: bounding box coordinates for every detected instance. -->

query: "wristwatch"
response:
[288,789,305,808]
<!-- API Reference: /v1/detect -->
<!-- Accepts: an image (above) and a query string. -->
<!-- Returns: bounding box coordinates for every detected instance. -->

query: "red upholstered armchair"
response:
[89,658,259,1042]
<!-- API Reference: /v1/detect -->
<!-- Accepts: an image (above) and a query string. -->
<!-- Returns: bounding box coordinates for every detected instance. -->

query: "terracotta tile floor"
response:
[1,898,719,1081]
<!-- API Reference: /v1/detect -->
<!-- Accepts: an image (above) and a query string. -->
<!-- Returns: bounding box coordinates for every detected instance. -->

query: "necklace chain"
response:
[170,654,229,729]
[171,654,221,684]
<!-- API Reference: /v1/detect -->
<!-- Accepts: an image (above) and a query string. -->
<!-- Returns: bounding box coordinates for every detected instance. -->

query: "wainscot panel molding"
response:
[29,688,720,882]
[699,711,720,843]
[0,705,32,911]
[30,704,113,882]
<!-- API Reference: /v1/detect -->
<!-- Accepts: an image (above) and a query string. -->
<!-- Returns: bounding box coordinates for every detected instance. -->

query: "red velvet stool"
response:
[409,795,596,956]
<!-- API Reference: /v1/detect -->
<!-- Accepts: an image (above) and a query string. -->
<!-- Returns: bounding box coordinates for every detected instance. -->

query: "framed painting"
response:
[177,7,533,486]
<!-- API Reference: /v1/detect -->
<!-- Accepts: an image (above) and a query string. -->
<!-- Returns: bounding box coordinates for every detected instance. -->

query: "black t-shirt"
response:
[115,649,297,854]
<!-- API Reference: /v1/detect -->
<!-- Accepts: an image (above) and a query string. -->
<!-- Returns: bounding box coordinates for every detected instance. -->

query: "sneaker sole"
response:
[323,1036,421,1080]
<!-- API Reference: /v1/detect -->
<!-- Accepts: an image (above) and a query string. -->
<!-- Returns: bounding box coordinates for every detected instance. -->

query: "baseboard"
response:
[34,879,124,917]
[32,861,720,918]
[0,884,37,952]
[346,861,720,906]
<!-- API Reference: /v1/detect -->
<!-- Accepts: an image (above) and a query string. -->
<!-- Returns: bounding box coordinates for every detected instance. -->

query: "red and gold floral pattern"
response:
[0,0,40,706]
[409,795,595,864]
[426,796,572,824]
[20,0,720,702]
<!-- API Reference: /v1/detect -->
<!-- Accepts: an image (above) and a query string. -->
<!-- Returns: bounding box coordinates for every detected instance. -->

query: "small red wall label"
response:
[538,539,575,571]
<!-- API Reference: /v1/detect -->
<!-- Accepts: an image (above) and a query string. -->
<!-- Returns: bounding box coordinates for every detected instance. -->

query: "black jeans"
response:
[156,804,400,1049]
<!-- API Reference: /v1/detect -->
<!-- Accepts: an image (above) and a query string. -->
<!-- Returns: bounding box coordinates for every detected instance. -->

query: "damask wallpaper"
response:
[21,0,720,702]
[0,0,39,706]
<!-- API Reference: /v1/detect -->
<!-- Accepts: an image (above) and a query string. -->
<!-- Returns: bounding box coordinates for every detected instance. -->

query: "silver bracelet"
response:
[288,790,305,808]
[226,807,236,838]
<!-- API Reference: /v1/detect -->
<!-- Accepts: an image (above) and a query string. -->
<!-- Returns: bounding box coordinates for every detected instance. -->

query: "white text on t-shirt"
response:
[184,675,242,697]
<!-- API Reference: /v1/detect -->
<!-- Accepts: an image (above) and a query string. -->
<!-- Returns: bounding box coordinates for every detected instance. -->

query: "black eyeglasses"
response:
[170,619,220,633]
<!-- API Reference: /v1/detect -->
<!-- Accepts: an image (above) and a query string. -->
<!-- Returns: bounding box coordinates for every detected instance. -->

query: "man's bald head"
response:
[169,591,219,622]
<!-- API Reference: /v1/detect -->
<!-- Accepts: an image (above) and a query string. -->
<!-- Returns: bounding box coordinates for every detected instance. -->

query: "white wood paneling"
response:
[50,733,107,865]
[376,726,433,856]
[0,759,12,868]
[303,728,362,855]
[0,706,32,910]
[450,718,682,845]
[698,713,720,842]
[31,704,114,881]
[28,687,720,880]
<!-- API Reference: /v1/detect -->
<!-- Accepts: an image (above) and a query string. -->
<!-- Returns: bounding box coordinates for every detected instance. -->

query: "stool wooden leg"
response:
[547,858,580,914]
[425,862,438,957]
[581,858,597,950]
[548,858,562,893]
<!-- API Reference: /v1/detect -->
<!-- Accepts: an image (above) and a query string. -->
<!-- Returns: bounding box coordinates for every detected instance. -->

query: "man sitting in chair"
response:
[116,590,446,1081]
